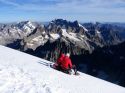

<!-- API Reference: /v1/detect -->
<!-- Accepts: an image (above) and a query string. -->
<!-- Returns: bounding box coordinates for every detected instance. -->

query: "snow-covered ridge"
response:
[0,45,125,93]
[49,33,60,40]
[78,23,88,32]
[17,21,36,35]
[26,35,48,50]
[0,21,37,45]
[61,29,81,41]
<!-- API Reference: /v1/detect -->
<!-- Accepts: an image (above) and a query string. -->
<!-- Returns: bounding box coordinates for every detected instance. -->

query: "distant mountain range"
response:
[0,19,125,60]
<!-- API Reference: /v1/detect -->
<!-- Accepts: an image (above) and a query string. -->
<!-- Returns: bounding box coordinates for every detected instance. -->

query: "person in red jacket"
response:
[53,53,65,70]
[60,53,77,74]
[54,52,78,75]
[57,53,65,66]
[61,53,72,70]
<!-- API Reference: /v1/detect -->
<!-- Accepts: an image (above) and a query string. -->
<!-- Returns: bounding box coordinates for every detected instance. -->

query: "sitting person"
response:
[60,53,77,75]
[53,52,65,70]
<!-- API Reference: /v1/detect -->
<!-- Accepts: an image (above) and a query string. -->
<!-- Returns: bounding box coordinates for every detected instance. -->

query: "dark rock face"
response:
[47,19,88,34]
[83,23,123,46]
[25,39,86,62]
[72,41,125,87]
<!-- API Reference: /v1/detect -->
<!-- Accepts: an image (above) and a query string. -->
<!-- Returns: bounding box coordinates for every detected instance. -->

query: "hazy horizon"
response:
[1,19,125,24]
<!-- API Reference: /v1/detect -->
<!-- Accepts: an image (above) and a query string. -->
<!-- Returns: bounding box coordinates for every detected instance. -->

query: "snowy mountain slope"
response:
[0,21,37,46]
[0,46,125,93]
[61,29,81,41]
[16,21,36,36]
[78,23,88,32]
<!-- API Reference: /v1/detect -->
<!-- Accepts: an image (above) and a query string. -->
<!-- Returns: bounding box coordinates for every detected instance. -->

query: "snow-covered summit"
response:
[78,23,88,32]
[16,21,36,35]
[0,45,125,93]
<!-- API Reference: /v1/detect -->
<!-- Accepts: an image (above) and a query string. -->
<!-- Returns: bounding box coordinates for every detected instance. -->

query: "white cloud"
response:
[0,0,19,6]
[0,0,125,11]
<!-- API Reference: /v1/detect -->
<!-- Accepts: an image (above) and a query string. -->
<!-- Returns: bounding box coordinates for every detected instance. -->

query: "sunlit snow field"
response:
[0,45,125,93]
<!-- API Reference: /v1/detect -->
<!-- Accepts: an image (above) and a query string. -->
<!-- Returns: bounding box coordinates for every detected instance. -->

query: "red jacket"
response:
[57,53,65,65]
[61,56,73,70]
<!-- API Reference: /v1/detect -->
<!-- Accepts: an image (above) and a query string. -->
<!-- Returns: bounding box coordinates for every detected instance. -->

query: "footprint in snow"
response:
[46,87,52,93]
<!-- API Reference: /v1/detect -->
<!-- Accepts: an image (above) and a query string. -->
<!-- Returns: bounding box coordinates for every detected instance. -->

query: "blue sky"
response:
[0,0,125,22]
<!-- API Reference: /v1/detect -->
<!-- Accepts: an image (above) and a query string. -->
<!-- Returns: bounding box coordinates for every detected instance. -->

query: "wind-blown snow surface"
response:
[0,45,125,93]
